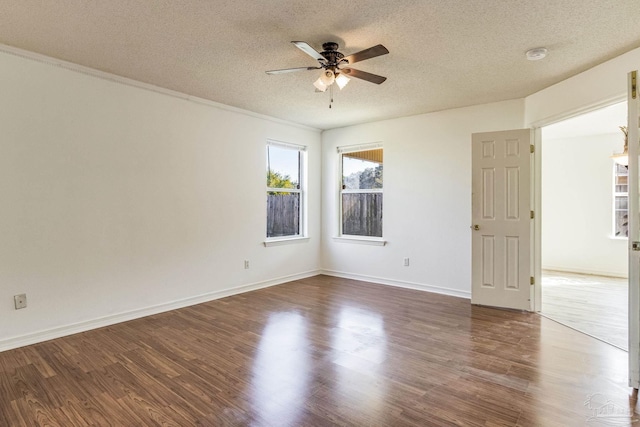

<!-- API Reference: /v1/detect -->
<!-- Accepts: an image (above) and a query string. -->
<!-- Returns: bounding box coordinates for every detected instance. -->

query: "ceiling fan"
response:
[266,41,389,106]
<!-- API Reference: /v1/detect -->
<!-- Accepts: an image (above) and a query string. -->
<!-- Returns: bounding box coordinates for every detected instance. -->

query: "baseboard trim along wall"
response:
[542,266,628,279]
[2,269,472,352]
[0,270,321,353]
[321,270,472,300]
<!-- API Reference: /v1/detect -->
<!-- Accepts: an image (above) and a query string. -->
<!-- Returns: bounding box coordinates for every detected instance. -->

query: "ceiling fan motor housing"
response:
[320,42,345,69]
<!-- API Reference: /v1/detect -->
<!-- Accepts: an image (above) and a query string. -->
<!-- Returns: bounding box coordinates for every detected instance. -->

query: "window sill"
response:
[609,235,629,241]
[333,236,387,246]
[263,237,310,247]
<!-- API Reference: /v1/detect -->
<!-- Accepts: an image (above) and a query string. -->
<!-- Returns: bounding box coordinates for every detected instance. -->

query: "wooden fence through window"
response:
[267,194,300,237]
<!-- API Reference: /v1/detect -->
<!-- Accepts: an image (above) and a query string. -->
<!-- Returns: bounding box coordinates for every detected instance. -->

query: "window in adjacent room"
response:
[266,141,305,239]
[613,162,629,238]
[339,144,383,237]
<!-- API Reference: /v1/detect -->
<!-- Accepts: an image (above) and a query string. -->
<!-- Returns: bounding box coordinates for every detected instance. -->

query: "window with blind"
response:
[614,162,629,238]
[339,145,383,237]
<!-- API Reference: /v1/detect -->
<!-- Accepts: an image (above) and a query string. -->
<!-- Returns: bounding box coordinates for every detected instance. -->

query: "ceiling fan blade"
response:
[291,41,325,61]
[343,44,389,65]
[265,66,321,75]
[342,68,387,84]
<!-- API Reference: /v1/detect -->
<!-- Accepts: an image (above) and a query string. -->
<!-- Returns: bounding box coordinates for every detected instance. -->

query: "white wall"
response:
[542,133,628,277]
[525,47,640,127]
[0,49,322,350]
[321,100,525,297]
[5,42,640,351]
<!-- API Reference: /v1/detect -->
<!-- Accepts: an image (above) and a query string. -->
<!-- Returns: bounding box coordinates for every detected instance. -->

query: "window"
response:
[613,162,628,238]
[339,145,383,237]
[266,141,305,239]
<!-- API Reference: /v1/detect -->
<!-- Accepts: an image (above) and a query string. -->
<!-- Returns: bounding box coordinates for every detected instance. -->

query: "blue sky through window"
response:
[267,146,299,184]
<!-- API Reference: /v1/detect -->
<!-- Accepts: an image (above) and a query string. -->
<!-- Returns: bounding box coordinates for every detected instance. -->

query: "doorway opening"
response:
[541,101,629,350]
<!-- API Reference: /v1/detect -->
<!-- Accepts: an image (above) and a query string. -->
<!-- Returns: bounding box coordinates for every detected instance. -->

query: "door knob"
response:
[472,224,480,231]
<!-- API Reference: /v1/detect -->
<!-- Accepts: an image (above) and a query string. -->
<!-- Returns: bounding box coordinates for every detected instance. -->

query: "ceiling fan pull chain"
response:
[330,84,333,109]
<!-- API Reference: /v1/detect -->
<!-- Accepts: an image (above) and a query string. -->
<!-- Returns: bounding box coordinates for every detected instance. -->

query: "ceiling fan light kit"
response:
[313,76,328,92]
[320,69,335,86]
[335,72,350,89]
[266,41,389,107]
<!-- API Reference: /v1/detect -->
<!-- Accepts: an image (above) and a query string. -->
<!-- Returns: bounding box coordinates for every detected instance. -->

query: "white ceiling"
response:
[2,1,640,130]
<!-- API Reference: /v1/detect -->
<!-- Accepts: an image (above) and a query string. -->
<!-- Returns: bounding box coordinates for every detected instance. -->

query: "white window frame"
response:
[613,161,629,239]
[265,140,308,246]
[335,142,385,245]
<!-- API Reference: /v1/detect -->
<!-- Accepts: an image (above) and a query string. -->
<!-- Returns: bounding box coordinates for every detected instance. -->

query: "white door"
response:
[471,129,533,311]
[628,70,640,389]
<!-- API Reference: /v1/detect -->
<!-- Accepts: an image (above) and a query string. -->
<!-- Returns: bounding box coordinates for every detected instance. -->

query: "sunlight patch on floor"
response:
[541,270,627,350]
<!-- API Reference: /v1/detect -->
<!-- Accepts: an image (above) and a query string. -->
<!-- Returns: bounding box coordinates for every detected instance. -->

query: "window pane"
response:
[616,172,628,193]
[267,146,300,189]
[342,150,383,190]
[267,192,300,237]
[342,193,383,237]
[615,208,629,237]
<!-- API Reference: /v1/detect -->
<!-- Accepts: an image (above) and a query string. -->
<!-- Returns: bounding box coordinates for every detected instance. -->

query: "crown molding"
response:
[0,43,321,133]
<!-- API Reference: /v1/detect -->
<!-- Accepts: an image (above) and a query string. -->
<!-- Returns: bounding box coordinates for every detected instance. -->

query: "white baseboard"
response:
[320,270,471,299]
[542,265,628,279]
[1,269,469,352]
[0,270,321,353]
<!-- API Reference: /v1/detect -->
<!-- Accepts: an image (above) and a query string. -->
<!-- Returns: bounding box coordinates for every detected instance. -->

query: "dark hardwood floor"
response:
[1,275,638,426]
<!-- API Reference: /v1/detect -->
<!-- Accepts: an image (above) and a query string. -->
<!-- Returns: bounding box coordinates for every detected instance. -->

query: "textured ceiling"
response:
[1,1,640,130]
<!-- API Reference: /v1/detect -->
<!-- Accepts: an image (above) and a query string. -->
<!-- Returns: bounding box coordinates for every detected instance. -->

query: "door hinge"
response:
[530,210,534,219]
[530,276,535,285]
[530,144,535,154]
[633,70,637,99]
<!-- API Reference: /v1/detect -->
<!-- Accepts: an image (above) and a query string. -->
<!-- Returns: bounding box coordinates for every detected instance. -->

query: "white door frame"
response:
[528,89,639,389]
[627,70,639,388]
[528,95,627,312]
[532,128,542,312]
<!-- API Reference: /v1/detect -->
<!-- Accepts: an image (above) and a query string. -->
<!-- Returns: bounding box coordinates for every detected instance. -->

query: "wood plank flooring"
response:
[542,270,628,350]
[1,275,638,426]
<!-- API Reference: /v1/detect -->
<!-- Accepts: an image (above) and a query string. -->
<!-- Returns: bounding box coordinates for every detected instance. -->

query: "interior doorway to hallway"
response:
[540,102,629,350]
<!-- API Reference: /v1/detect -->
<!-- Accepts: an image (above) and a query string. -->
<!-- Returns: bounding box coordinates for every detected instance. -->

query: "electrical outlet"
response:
[244,260,250,269]
[403,258,410,267]
[14,294,27,310]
